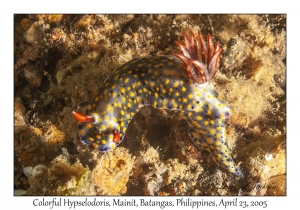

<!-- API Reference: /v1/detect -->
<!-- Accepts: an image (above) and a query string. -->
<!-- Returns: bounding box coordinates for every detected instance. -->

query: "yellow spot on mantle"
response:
[196,116,202,121]
[129,92,135,97]
[207,138,213,144]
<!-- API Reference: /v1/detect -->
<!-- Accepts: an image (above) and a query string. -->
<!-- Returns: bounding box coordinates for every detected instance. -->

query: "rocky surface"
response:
[14,14,286,195]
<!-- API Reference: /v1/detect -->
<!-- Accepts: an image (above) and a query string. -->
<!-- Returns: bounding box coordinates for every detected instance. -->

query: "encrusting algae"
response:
[14,14,286,196]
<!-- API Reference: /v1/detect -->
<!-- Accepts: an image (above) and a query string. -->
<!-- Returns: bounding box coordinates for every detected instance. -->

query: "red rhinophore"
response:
[72,111,95,123]
[112,129,121,143]
[174,30,222,84]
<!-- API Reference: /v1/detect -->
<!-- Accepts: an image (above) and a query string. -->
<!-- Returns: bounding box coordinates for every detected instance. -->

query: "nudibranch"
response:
[73,30,242,176]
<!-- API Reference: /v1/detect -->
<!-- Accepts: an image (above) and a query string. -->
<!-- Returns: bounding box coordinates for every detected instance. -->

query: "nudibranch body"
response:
[73,31,242,176]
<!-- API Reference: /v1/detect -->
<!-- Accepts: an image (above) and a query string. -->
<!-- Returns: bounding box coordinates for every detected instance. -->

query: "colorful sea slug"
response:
[73,30,242,176]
